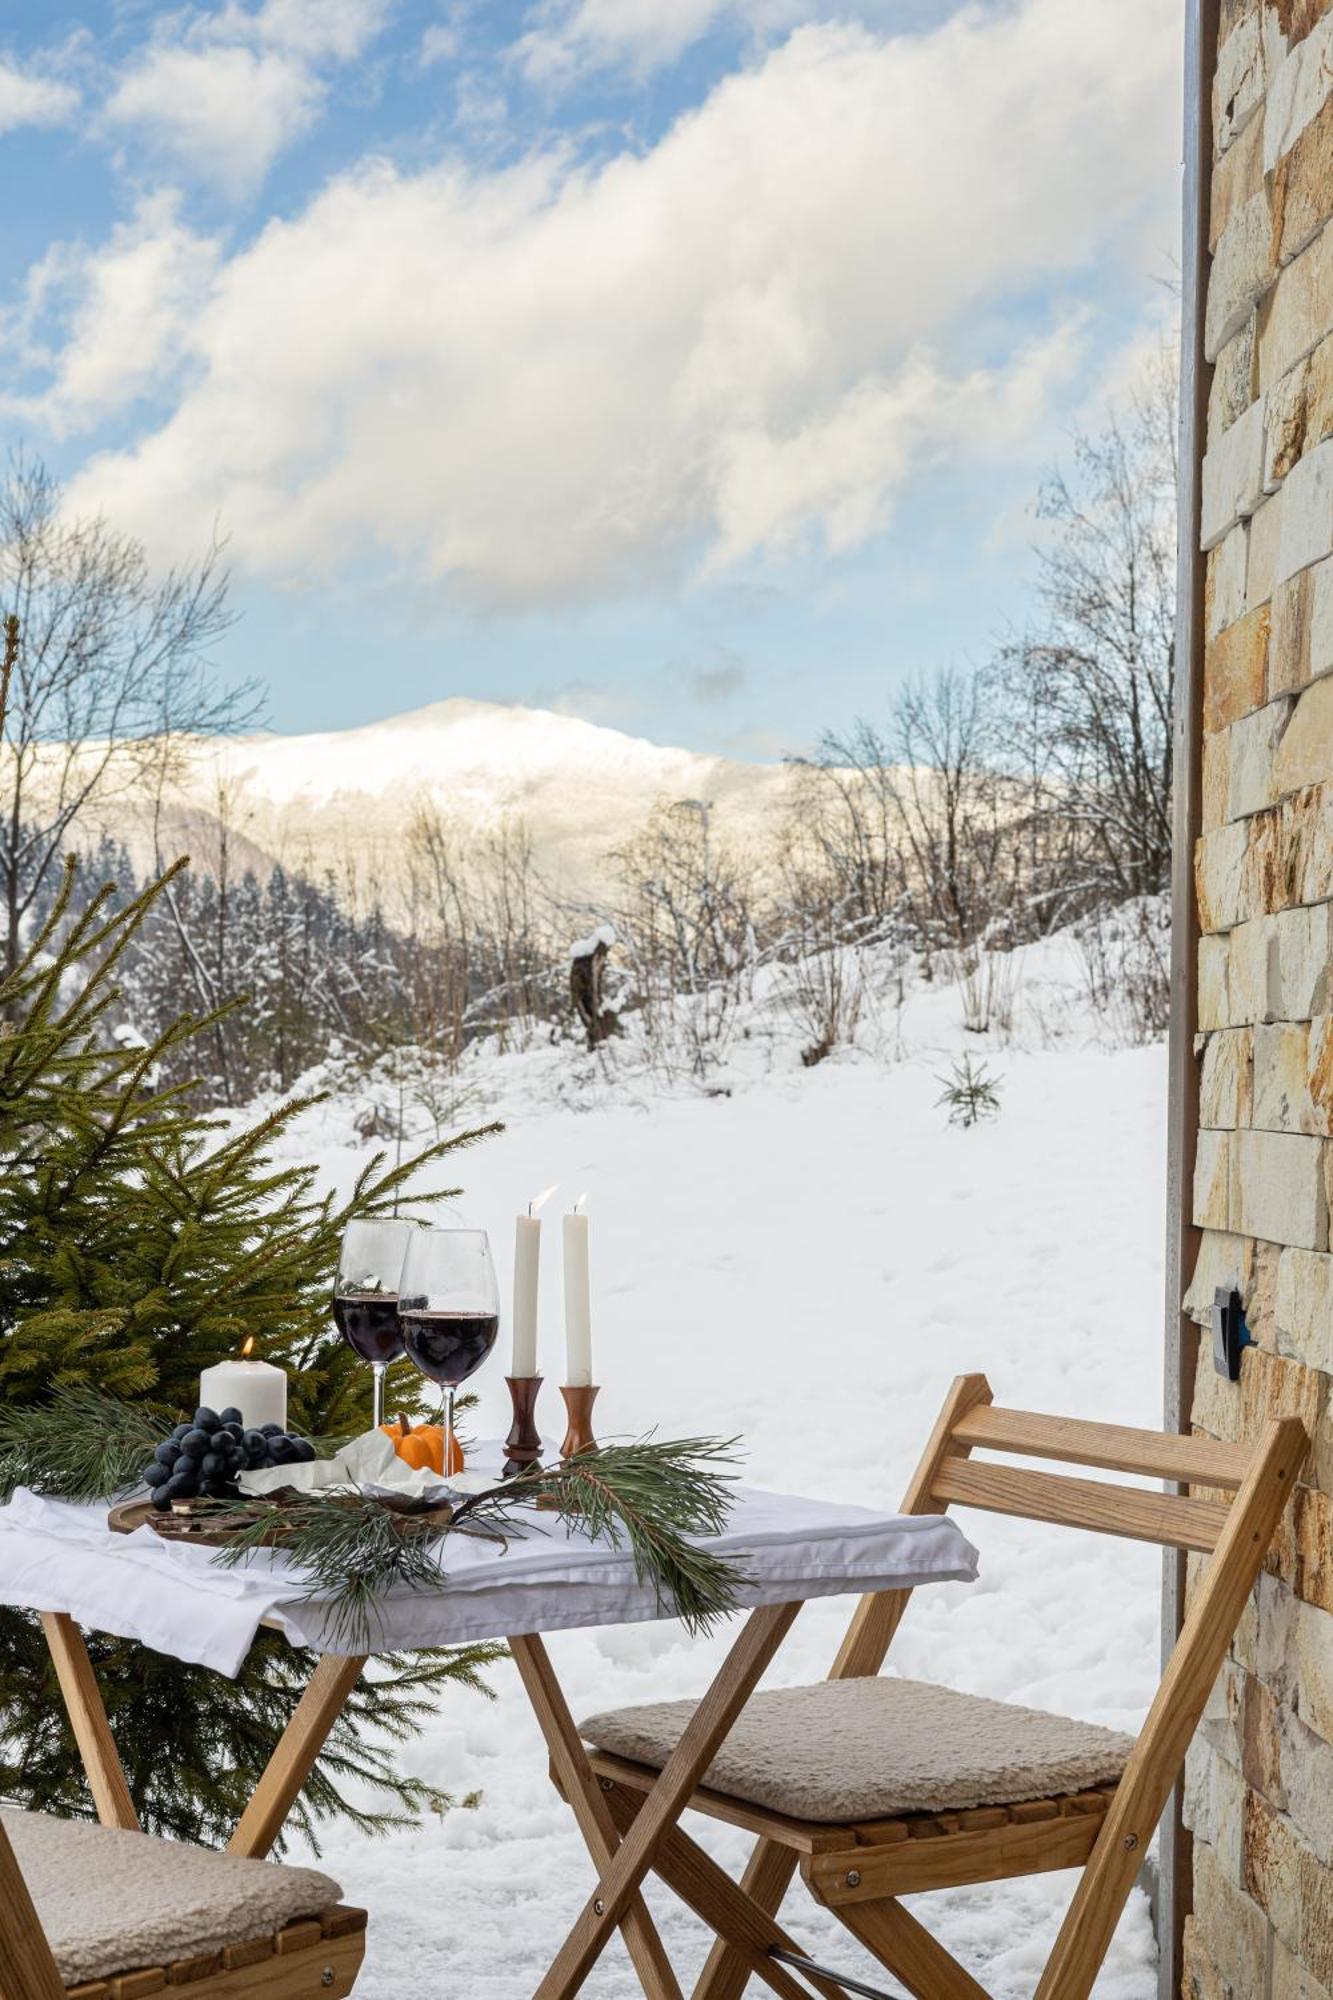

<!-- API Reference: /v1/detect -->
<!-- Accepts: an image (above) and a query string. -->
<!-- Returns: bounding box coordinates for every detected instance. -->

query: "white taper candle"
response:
[563,1203,593,1387]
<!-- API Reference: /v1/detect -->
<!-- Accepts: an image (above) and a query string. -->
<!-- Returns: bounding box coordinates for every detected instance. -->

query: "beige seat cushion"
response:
[580,1676,1135,1825]
[2,1808,344,1984]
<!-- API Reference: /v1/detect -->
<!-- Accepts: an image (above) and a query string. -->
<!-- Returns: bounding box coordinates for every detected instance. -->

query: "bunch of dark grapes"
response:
[141,1406,318,1512]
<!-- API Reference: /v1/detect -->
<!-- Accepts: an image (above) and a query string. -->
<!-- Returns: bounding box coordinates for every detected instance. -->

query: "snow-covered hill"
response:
[121,699,796,904]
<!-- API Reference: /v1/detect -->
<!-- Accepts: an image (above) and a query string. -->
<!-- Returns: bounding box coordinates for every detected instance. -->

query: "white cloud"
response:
[0,58,78,135]
[0,195,221,436]
[102,0,391,195]
[60,0,1181,606]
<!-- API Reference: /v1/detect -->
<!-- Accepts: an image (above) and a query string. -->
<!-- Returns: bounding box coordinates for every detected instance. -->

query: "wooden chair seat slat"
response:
[949,1406,1253,1490]
[929,1456,1232,1551]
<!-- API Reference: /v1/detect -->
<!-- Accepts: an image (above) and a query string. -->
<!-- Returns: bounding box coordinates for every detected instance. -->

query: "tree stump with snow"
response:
[570,926,620,1050]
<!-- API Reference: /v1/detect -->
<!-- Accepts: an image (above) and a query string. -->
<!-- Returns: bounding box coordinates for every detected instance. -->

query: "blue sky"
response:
[0,0,1183,759]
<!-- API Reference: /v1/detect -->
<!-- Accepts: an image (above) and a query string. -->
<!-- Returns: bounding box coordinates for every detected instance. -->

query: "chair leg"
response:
[692,1841,800,2000]
[600,1778,846,2000]
[835,1897,992,2000]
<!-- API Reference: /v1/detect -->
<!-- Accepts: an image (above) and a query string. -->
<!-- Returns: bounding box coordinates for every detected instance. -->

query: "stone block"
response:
[1204,726,1233,832]
[1267,11,1333,172]
[1274,1934,1333,2000]
[1311,1014,1333,1130]
[1231,913,1279,1021]
[1275,1245,1333,1367]
[1216,9,1268,156]
[1203,1026,1256,1127]
[1196,1126,1235,1229]
[1308,547,1333,669]
[1199,821,1252,932]
[1291,1596,1333,1740]
[1260,218,1333,388]
[1211,191,1277,359]
[1186,1230,1255,1321]
[1212,320,1259,447]
[1276,675,1333,792]
[1254,1019,1318,1129]
[1231,1126,1329,1247]
[1272,562,1316,693]
[1230,695,1295,815]
[1278,435,1333,580]
[1185,1735,1247,1880]
[1289,1483,1333,1616]
[1273,91,1333,266]
[1217,79,1268,255]
[1201,930,1235,1029]
[1273,901,1333,1014]
[1209,523,1251,641]
[1206,603,1272,727]
[1192,1830,1275,1997]
[1244,1785,1305,1952]
[1251,487,1286,606]
[1244,785,1333,913]
[1181,1920,1229,2000]
[1204,400,1269,549]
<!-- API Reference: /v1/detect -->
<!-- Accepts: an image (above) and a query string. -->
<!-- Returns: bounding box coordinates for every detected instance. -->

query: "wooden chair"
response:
[572,1372,1307,2000]
[0,1803,366,1999]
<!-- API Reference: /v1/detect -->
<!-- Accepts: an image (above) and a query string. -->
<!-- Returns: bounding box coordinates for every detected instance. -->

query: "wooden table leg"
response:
[531,1601,801,2000]
[228,1653,368,1859]
[511,1635,683,2000]
[39,1612,139,1831]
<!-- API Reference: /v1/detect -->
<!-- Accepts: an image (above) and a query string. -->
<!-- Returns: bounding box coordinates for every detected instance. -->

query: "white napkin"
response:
[237,1428,497,1502]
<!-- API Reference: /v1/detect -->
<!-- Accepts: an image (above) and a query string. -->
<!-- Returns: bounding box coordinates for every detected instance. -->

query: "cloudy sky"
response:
[0,0,1183,756]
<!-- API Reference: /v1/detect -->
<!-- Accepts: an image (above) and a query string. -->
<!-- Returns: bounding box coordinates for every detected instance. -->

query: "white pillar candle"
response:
[512,1223,540,1376]
[200,1342,288,1432]
[563,1202,593,1387]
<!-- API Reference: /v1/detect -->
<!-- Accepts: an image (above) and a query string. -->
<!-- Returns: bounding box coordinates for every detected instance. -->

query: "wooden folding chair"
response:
[0,1800,366,1999]
[570,1372,1307,2000]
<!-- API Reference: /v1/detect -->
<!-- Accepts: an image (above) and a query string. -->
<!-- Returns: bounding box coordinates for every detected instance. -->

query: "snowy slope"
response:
[257,962,1164,1999]
[108,699,795,903]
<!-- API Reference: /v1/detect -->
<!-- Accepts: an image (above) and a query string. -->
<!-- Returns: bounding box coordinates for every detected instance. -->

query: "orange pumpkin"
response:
[380,1412,463,1476]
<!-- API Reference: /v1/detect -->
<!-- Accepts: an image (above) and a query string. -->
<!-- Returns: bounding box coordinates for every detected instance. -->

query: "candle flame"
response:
[529,1185,558,1217]
[573,1191,589,1214]
[240,1337,255,1360]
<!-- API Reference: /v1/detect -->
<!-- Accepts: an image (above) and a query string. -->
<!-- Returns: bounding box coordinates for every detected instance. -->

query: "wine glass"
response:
[398,1228,501,1475]
[333,1217,417,1430]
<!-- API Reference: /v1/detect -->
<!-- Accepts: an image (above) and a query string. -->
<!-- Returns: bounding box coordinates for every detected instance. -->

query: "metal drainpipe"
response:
[1160,0,1218,1994]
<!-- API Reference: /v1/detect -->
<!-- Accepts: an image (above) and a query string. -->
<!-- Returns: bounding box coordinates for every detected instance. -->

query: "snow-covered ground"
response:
[265,938,1167,1997]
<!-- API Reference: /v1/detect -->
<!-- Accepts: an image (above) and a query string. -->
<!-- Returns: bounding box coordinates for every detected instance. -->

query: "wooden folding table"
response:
[0,1473,978,1997]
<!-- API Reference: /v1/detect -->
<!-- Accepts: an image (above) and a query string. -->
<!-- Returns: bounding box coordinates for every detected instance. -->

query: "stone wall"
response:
[1185,2,1333,1993]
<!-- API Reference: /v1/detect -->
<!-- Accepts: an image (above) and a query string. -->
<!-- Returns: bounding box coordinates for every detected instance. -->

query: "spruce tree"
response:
[0,614,504,1848]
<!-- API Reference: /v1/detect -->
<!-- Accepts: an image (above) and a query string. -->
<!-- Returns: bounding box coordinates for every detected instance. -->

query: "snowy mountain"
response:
[128,698,796,907]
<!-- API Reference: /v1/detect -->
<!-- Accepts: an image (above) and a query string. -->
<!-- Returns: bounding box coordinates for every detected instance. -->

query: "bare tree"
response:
[993,342,1178,903]
[0,453,257,973]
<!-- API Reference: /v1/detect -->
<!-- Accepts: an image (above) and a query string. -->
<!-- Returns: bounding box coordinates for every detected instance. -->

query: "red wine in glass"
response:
[333,1293,405,1367]
[398,1229,502,1476]
[335,1217,418,1429]
[400,1310,499,1385]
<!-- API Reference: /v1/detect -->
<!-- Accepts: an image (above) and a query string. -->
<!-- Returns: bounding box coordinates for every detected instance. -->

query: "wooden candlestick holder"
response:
[559,1384,599,1460]
[503,1375,544,1478]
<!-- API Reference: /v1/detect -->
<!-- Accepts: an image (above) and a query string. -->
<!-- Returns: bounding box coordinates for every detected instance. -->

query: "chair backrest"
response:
[0,1812,65,2000]
[830,1371,1306,2000]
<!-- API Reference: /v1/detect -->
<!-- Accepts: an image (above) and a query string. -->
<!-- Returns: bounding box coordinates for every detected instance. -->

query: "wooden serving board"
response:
[107,1497,292,1547]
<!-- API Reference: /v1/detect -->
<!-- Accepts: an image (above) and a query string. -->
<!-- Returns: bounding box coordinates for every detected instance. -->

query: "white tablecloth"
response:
[0,1468,978,1676]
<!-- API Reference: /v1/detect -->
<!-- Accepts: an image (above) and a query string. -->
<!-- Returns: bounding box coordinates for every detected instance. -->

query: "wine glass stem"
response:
[446,1386,456,1473]
[372,1362,387,1431]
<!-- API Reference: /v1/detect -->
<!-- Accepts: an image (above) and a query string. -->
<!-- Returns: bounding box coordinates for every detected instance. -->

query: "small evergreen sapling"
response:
[936,1053,1002,1128]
